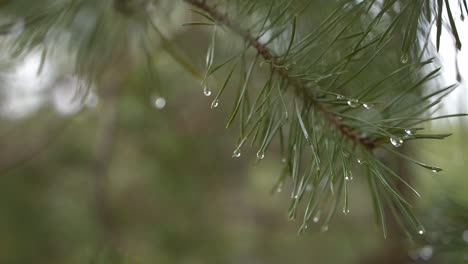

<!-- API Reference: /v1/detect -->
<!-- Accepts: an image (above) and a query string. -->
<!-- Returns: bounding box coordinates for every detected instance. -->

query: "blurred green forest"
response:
[0,0,467,263]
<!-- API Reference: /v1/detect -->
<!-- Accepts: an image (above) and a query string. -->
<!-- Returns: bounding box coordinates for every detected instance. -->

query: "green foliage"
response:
[0,0,466,239]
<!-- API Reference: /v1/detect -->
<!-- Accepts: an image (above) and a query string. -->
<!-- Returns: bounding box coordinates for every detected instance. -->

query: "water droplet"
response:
[404,129,414,135]
[342,208,350,215]
[153,97,166,109]
[281,158,287,163]
[401,54,408,64]
[203,85,212,96]
[256,151,265,160]
[232,149,241,158]
[357,158,365,165]
[313,217,319,223]
[418,229,425,235]
[432,169,439,174]
[304,224,308,229]
[289,214,296,221]
[336,95,345,100]
[321,225,329,232]
[390,137,404,147]
[345,176,350,181]
[211,99,219,108]
[462,230,468,243]
[293,194,299,199]
[347,99,359,108]
[363,103,372,110]
[419,246,433,261]
[276,187,283,193]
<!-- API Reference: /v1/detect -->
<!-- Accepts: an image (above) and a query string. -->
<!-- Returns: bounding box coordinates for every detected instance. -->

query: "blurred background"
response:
[0,0,467,263]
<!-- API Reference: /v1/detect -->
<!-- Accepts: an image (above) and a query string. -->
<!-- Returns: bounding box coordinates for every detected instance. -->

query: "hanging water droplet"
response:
[345,176,350,181]
[418,229,425,235]
[462,230,468,243]
[289,214,296,221]
[401,54,408,64]
[313,216,319,223]
[232,149,241,158]
[203,85,212,96]
[153,97,166,109]
[432,169,440,174]
[304,224,308,230]
[404,129,415,135]
[357,158,365,165]
[363,103,373,110]
[321,225,329,232]
[419,246,433,261]
[347,99,359,108]
[211,99,219,108]
[342,208,350,215]
[336,95,345,100]
[276,187,283,193]
[293,194,299,199]
[256,151,265,160]
[390,137,404,147]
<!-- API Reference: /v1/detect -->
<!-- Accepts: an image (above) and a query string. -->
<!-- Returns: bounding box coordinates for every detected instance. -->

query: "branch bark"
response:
[184,0,379,150]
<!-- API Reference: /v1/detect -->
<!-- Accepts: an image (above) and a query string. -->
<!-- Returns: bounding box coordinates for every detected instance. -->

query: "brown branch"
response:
[185,0,377,150]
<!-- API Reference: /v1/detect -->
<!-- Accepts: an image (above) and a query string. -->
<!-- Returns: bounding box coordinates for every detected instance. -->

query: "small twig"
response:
[185,0,377,150]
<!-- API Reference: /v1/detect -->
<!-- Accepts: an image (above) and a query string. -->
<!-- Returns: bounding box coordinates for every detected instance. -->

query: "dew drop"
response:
[419,246,433,261]
[418,229,425,235]
[321,225,329,232]
[401,54,408,64]
[289,214,296,221]
[347,99,359,108]
[276,187,283,193]
[357,158,365,165]
[313,217,319,223]
[203,85,212,96]
[363,103,373,110]
[232,149,241,158]
[281,158,287,163]
[390,137,404,147]
[342,208,350,215]
[211,99,219,108]
[336,95,345,100]
[404,129,414,135]
[257,151,265,160]
[432,169,440,174]
[153,97,166,109]
[345,176,350,181]
[462,230,468,243]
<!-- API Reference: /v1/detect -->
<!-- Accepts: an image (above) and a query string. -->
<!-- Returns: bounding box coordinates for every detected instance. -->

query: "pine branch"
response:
[185,0,377,150]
